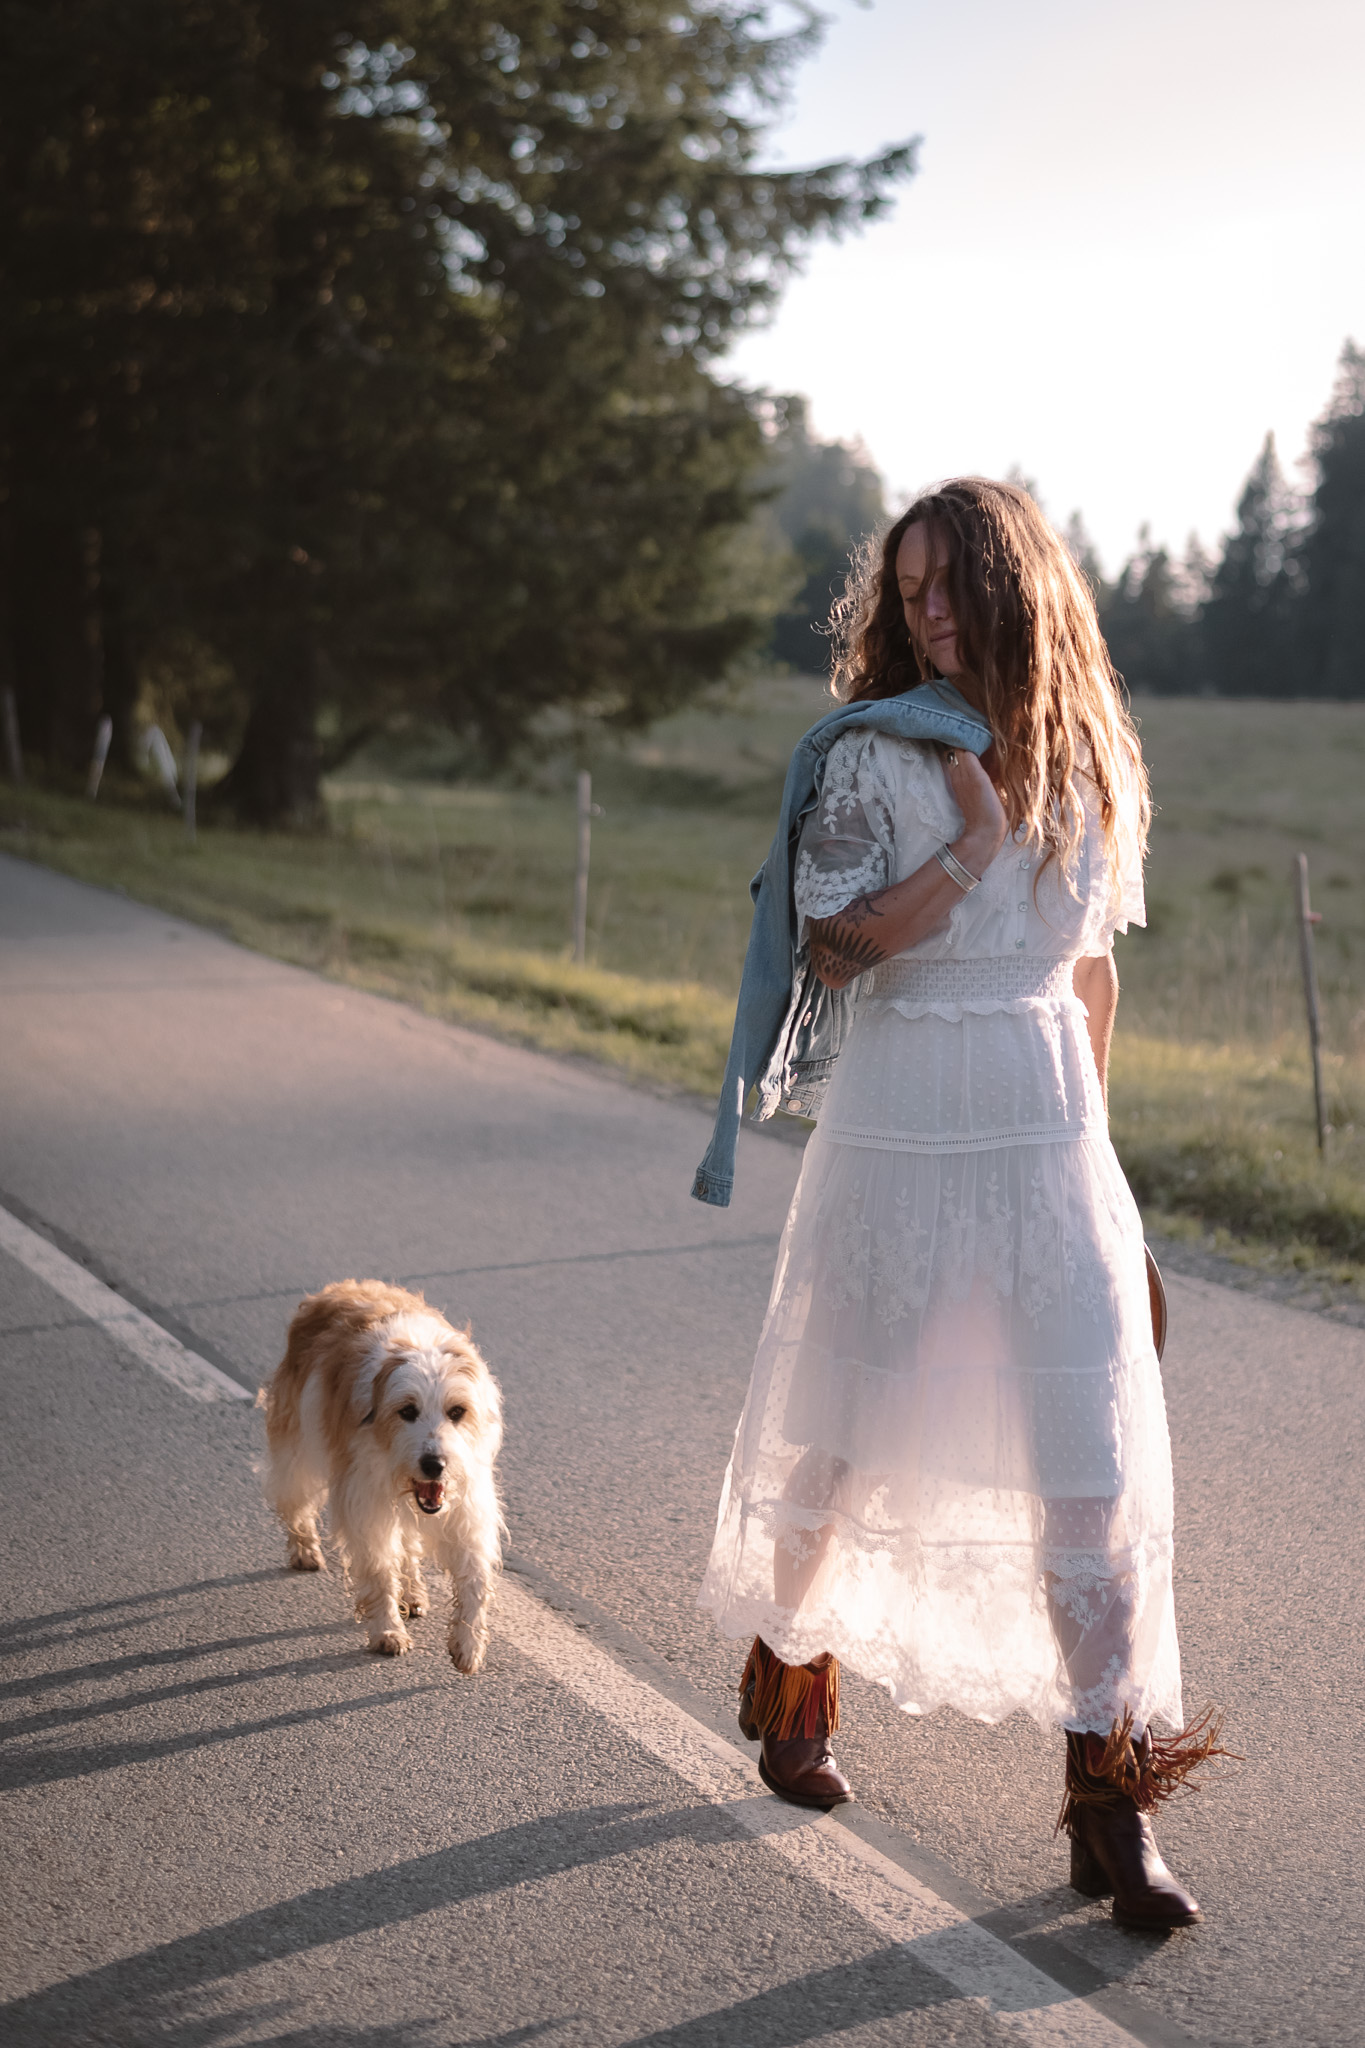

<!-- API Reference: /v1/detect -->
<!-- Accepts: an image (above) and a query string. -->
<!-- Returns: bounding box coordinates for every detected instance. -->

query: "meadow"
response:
[4,688,1363,1288]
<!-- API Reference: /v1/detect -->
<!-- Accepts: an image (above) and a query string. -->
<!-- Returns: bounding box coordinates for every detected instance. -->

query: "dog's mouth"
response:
[412,1480,445,1515]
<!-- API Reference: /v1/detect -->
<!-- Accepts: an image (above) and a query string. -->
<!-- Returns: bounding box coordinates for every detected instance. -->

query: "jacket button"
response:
[1015,938,1026,949]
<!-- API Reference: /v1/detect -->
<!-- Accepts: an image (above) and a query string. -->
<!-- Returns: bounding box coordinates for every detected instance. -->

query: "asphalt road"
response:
[1,850,1361,2048]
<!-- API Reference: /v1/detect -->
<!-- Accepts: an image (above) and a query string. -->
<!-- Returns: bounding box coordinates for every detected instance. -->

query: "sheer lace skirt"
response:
[699,1127,1184,1735]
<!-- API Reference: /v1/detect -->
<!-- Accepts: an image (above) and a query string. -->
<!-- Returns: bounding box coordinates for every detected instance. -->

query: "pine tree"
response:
[1198,433,1298,696]
[1098,529,1203,695]
[763,397,887,675]
[0,1,916,821]
[1297,342,1365,697]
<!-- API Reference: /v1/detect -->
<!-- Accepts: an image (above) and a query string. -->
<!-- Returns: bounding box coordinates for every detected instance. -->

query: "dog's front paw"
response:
[370,1628,412,1657]
[447,1622,488,1675]
[288,1540,325,1572]
[398,1594,425,1618]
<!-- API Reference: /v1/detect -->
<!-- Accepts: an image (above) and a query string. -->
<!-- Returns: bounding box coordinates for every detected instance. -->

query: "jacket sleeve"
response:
[690,818,794,1208]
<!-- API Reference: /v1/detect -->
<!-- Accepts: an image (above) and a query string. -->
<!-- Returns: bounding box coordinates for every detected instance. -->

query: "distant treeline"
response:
[766,346,1365,702]
[1092,346,1365,699]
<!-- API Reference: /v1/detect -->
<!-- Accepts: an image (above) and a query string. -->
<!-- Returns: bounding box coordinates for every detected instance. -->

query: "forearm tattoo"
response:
[809,894,892,985]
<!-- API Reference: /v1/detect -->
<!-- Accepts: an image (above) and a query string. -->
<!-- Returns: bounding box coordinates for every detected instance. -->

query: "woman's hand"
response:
[807,744,1011,992]
[942,746,1008,876]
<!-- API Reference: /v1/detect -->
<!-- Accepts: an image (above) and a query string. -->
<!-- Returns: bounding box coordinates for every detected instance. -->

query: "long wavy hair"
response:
[830,477,1149,887]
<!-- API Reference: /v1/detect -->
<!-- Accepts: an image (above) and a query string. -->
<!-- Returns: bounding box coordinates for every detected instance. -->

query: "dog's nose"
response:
[419,1454,445,1479]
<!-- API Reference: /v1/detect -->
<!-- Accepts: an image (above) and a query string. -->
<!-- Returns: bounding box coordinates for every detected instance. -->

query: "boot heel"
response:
[1070,1832,1112,1899]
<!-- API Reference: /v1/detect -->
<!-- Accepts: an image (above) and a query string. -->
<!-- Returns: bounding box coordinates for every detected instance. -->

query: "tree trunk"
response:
[11,518,105,776]
[0,486,19,753]
[215,631,323,829]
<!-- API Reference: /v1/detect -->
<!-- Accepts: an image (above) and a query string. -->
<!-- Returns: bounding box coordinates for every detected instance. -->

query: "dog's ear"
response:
[358,1349,404,1429]
[441,1329,482,1369]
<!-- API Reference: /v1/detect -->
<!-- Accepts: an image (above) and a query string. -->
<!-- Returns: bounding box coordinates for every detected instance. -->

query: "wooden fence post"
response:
[573,769,591,965]
[1294,852,1328,1151]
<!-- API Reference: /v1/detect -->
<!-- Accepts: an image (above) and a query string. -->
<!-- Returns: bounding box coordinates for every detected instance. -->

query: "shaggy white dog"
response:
[260,1280,504,1670]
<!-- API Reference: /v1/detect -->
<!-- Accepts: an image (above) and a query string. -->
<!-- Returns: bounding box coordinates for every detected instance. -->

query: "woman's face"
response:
[895,521,962,678]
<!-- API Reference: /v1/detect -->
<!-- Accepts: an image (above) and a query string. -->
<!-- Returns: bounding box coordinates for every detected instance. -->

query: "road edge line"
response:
[497,1569,1166,2047]
[0,1201,252,1403]
[502,1553,1208,2048]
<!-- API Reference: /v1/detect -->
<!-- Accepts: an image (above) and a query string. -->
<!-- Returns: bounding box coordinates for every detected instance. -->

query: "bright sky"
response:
[726,0,1365,573]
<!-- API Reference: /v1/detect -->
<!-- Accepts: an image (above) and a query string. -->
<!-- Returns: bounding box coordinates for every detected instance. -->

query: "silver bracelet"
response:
[934,842,980,893]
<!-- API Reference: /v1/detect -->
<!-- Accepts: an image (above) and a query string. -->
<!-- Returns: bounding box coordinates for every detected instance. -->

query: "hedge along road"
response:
[0,850,1359,2048]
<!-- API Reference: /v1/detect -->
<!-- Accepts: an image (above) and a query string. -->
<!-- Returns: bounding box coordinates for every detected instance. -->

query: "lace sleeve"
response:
[1103,757,1146,941]
[793,731,894,928]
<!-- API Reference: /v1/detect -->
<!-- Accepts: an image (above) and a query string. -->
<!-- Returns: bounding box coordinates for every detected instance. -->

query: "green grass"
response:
[0,784,742,1095]
[3,684,1362,1289]
[1109,1034,1365,1269]
[1117,696,1365,1055]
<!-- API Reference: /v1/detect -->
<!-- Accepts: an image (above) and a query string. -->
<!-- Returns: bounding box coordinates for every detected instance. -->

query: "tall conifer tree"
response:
[1198,433,1297,696]
[0,1,915,821]
[1297,342,1365,697]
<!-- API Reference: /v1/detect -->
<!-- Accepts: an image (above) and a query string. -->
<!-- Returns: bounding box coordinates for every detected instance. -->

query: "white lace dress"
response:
[699,732,1183,1736]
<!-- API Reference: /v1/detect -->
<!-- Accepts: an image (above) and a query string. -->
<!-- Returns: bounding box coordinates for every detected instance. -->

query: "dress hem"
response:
[695,1592,1184,1736]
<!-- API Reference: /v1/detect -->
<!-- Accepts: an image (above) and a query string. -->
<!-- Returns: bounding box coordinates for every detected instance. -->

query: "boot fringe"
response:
[739,1637,840,1740]
[1057,1706,1234,1835]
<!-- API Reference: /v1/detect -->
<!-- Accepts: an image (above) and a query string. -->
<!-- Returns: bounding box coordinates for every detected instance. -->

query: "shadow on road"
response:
[0,1790,1165,2048]
[0,1569,288,1646]
[0,1802,725,2047]
[619,1943,967,2044]
[0,1644,381,1746]
[0,1679,436,1792]
[0,1619,354,1704]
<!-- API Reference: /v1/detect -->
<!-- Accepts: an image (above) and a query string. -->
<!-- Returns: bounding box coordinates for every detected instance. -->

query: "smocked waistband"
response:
[863,955,1077,1004]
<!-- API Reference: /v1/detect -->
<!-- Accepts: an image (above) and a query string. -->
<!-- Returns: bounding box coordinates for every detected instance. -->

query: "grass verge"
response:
[310,926,734,1097]
[1109,1037,1364,1279]
[0,785,735,1096]
[4,707,1363,1302]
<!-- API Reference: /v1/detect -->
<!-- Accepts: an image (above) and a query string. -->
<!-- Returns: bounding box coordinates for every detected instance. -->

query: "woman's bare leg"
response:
[1041,1496,1138,1732]
[775,1447,854,1613]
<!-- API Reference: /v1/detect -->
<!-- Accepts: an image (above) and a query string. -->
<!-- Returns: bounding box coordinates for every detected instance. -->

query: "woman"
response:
[699,479,1221,1931]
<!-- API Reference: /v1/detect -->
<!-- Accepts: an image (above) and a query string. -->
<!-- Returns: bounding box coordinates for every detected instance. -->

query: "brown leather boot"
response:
[1069,1792,1199,1929]
[1060,1713,1227,1931]
[760,1732,853,1809]
[738,1637,853,1810]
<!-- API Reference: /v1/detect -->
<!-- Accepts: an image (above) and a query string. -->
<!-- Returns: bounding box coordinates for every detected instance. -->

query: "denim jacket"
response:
[690,680,992,1208]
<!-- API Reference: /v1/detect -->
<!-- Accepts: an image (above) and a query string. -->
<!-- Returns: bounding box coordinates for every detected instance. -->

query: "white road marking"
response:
[498,1578,1141,2046]
[0,1203,252,1403]
[0,1211,1139,2038]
